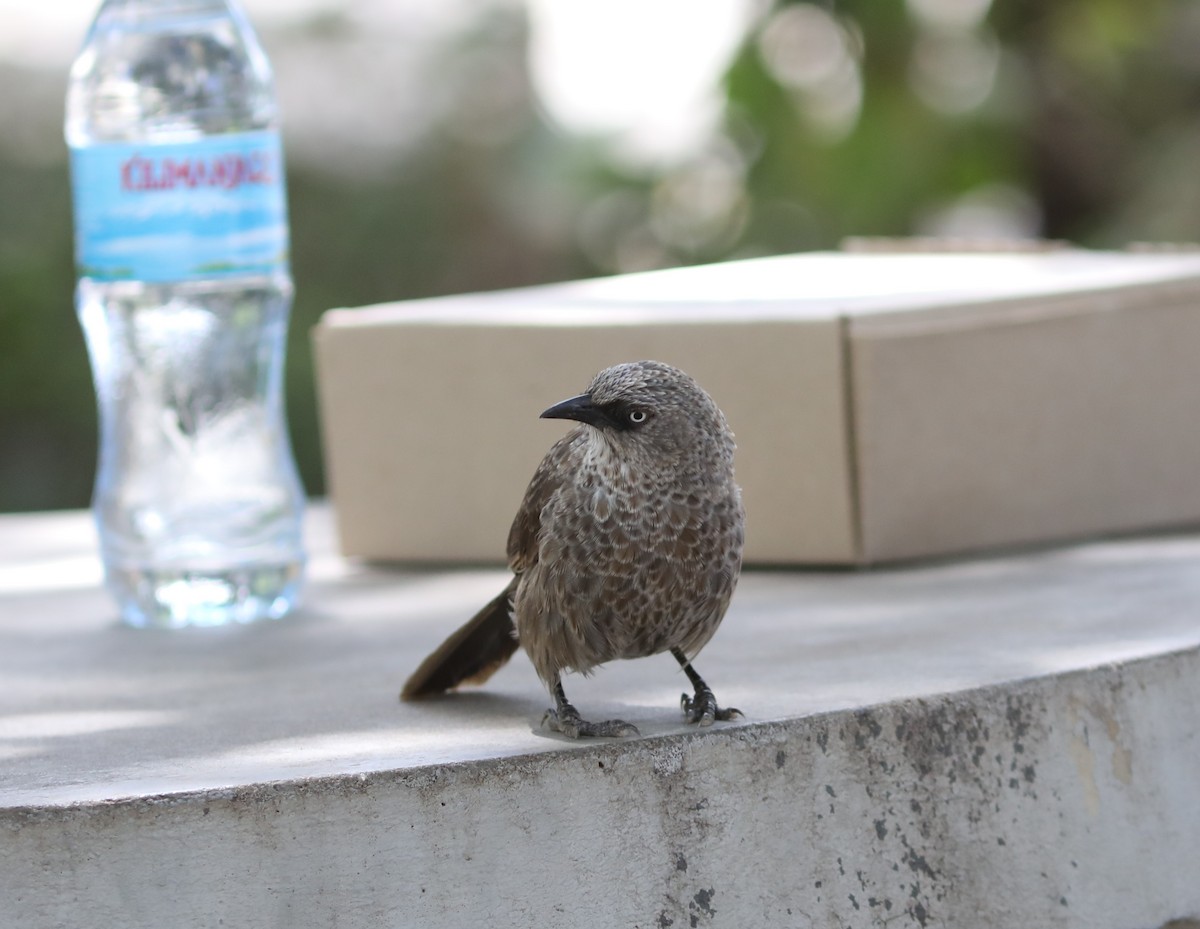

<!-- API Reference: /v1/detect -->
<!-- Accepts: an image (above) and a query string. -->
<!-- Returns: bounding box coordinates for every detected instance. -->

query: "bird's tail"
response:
[400,578,520,700]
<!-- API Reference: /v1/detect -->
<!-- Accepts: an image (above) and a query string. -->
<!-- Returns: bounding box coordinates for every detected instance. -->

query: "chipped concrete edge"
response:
[4,646,1199,929]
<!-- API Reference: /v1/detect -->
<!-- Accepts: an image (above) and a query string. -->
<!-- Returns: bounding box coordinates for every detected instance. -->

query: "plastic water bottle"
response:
[66,0,305,628]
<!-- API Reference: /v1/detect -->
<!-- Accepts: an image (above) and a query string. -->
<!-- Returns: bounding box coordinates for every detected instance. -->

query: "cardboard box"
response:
[312,250,1200,565]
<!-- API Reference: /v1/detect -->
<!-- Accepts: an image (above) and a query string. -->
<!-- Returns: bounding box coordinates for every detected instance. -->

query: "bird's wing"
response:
[506,429,583,574]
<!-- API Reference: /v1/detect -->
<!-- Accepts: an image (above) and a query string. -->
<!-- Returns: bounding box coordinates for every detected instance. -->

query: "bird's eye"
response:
[628,409,648,425]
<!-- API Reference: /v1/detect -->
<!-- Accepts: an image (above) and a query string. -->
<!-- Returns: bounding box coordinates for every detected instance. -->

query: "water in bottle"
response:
[66,0,306,628]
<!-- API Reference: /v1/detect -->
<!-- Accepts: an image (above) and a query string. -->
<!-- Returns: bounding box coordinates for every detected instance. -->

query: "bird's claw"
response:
[542,708,640,739]
[680,688,742,727]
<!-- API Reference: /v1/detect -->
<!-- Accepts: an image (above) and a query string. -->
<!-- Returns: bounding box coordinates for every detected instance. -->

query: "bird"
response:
[401,360,745,738]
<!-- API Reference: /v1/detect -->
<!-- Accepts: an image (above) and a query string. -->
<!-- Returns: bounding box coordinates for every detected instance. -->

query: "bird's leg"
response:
[672,648,742,726]
[541,676,640,739]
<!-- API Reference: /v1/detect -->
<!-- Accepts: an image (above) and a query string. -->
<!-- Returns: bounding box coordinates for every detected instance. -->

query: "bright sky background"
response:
[1,0,758,164]
[525,0,757,161]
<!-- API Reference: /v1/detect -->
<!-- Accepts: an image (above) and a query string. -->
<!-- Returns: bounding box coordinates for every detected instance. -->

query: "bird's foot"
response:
[542,707,640,739]
[680,686,742,727]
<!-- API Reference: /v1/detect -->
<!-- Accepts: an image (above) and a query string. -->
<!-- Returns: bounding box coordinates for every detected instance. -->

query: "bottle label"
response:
[70,130,289,282]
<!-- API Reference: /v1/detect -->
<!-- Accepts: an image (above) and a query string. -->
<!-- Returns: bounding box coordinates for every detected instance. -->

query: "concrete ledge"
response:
[2,509,1199,928]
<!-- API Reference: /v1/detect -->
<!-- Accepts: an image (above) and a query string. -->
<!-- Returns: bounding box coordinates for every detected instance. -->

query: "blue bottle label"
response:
[70,130,289,282]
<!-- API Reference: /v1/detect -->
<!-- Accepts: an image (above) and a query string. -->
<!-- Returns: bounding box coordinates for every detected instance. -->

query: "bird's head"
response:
[540,360,734,471]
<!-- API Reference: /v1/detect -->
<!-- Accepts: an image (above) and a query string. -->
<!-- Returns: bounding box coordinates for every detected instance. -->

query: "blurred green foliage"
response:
[2,0,1200,512]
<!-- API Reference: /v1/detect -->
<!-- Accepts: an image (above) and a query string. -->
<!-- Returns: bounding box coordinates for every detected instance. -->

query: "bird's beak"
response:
[540,393,610,429]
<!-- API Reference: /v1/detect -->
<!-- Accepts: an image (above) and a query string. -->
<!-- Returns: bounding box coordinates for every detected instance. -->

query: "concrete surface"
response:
[1,506,1199,928]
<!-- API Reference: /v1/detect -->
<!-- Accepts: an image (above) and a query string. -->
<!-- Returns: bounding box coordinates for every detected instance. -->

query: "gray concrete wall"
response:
[5,647,1198,929]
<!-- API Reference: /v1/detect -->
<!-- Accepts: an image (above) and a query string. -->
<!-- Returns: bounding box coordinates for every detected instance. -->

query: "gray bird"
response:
[401,360,744,738]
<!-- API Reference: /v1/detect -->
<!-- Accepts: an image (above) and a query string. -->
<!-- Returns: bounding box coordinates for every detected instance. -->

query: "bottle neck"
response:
[88,0,248,33]
[95,0,237,12]
[69,0,276,144]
